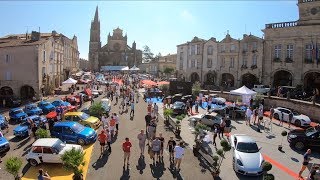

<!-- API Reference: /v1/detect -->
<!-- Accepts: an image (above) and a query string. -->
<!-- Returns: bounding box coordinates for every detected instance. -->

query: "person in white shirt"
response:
[113,113,119,132]
[174,142,185,171]
[101,114,108,129]
[245,107,252,126]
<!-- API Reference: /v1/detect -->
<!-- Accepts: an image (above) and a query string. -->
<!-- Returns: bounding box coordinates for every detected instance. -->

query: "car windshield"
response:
[53,139,66,152]
[28,104,37,108]
[174,102,183,106]
[71,123,85,133]
[80,113,90,120]
[20,121,30,126]
[305,127,317,136]
[236,142,259,153]
[13,109,23,114]
[291,110,300,116]
[42,102,50,106]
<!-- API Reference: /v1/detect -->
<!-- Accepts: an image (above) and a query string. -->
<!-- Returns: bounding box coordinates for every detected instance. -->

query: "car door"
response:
[202,115,213,126]
[73,115,83,125]
[282,109,290,122]
[62,126,77,143]
[51,126,63,139]
[308,132,320,148]
[41,147,60,163]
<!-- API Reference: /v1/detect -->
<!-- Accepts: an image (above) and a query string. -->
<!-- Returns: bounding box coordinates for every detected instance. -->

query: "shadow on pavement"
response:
[168,164,183,180]
[14,137,32,150]
[10,135,27,143]
[150,161,166,178]
[22,163,31,176]
[92,152,110,170]
[136,155,146,174]
[120,166,130,180]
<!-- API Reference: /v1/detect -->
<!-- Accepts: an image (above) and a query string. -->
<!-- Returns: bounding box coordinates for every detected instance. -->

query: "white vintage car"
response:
[273,107,311,127]
[26,138,83,166]
[188,112,222,128]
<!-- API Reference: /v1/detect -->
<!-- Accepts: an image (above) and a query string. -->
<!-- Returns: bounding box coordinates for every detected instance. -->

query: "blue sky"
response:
[0,1,298,59]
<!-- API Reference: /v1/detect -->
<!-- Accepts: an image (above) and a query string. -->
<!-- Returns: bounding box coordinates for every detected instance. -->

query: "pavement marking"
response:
[263,154,303,180]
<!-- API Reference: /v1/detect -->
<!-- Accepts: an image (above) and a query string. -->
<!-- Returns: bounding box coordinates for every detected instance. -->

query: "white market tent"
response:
[62,78,77,85]
[130,65,140,71]
[100,66,129,71]
[230,85,257,105]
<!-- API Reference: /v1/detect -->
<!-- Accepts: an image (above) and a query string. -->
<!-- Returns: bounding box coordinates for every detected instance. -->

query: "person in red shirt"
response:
[98,130,107,155]
[122,137,132,167]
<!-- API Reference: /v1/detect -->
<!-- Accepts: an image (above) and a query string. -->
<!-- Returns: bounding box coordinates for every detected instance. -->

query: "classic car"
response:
[188,112,222,128]
[13,115,47,137]
[171,101,187,115]
[50,122,97,145]
[38,101,55,114]
[0,131,10,154]
[0,115,8,130]
[0,96,21,108]
[273,107,311,127]
[24,103,43,116]
[230,134,264,176]
[26,138,83,166]
[63,112,100,129]
[51,100,71,108]
[288,126,320,151]
[9,108,28,122]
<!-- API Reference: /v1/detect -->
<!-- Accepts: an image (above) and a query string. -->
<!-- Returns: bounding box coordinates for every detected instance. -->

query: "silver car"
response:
[230,134,264,176]
[188,112,222,128]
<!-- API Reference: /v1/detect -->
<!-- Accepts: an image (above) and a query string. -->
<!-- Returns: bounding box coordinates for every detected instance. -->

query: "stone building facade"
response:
[141,54,177,77]
[79,58,89,70]
[89,7,142,71]
[177,0,320,91]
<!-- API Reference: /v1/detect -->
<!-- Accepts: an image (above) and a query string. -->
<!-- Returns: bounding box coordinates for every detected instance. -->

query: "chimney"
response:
[31,31,40,41]
[52,30,57,36]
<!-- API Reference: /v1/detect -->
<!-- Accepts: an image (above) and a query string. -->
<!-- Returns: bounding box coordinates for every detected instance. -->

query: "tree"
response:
[192,81,201,96]
[142,45,154,63]
[154,52,162,61]
[5,157,23,180]
[213,140,231,176]
[159,84,169,96]
[89,102,104,118]
[163,67,174,76]
[35,129,50,138]
[61,148,86,180]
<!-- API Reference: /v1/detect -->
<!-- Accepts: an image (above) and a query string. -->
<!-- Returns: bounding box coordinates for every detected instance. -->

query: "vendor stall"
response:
[230,86,257,105]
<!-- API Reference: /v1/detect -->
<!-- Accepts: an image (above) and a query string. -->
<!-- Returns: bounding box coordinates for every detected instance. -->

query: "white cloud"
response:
[180,10,195,23]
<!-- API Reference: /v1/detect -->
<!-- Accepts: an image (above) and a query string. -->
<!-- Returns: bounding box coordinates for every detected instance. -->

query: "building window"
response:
[5,71,11,80]
[243,43,248,51]
[42,67,46,76]
[221,44,225,52]
[230,44,236,52]
[221,57,225,67]
[252,55,257,66]
[242,56,247,66]
[286,44,294,59]
[5,54,10,63]
[252,42,257,51]
[207,45,213,55]
[305,44,312,61]
[179,52,183,70]
[43,51,46,62]
[230,57,234,68]
[274,44,282,58]
[191,59,196,68]
[191,45,195,55]
[196,44,200,55]
[207,58,212,68]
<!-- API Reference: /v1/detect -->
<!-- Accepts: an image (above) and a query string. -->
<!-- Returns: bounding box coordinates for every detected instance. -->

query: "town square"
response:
[0,1,320,180]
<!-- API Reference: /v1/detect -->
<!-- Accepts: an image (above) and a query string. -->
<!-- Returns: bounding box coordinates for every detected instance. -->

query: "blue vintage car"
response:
[13,115,47,137]
[9,108,28,122]
[50,121,97,146]
[38,101,55,114]
[24,103,43,116]
[0,131,10,154]
[51,100,71,107]
[0,115,8,130]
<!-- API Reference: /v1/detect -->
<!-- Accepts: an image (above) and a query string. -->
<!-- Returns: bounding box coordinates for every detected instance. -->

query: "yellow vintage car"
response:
[63,112,100,129]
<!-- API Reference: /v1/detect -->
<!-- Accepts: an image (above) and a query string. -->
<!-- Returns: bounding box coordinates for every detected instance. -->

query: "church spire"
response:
[94,6,99,22]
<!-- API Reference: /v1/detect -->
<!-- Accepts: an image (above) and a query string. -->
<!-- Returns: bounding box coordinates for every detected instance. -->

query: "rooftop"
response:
[32,138,61,147]
[0,38,48,48]
[235,134,256,143]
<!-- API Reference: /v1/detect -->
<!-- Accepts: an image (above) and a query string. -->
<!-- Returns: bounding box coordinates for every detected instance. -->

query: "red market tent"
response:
[157,81,170,85]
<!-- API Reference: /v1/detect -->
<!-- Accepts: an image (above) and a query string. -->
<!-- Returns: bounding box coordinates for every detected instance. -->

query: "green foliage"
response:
[163,109,173,118]
[181,114,186,118]
[163,67,174,74]
[192,81,201,96]
[194,123,210,134]
[176,120,181,124]
[35,129,50,138]
[61,148,86,177]
[89,102,104,118]
[212,155,219,166]
[176,115,184,121]
[5,157,22,177]
[281,130,288,137]
[262,161,272,172]
[216,149,224,157]
[159,84,169,95]
[263,174,275,180]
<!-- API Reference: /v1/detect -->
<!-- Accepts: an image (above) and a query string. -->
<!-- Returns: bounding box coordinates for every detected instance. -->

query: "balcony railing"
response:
[265,21,297,29]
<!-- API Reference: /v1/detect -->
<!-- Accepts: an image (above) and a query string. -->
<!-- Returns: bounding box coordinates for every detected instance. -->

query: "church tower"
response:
[89,6,101,71]
[297,0,320,26]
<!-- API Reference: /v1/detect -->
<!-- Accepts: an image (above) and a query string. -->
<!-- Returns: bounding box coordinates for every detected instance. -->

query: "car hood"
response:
[0,136,9,146]
[288,129,306,136]
[190,114,203,120]
[14,112,27,118]
[60,144,83,154]
[294,115,311,122]
[236,151,263,170]
[85,116,99,124]
[29,108,42,112]
[14,125,28,132]
[79,127,96,137]
[44,105,55,110]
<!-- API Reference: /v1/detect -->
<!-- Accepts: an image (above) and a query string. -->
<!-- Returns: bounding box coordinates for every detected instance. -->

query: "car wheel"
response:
[274,113,279,120]
[294,141,305,151]
[294,120,301,127]
[29,159,38,166]
[77,138,86,146]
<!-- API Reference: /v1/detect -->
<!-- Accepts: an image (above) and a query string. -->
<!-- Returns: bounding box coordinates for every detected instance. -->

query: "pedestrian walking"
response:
[288,112,293,128]
[114,113,119,132]
[147,121,157,143]
[151,137,161,164]
[145,112,152,132]
[31,122,38,138]
[245,107,252,126]
[158,133,165,159]
[279,112,284,126]
[167,137,176,162]
[106,129,112,153]
[270,107,274,121]
[299,149,312,178]
[174,142,185,171]
[252,107,258,125]
[98,130,107,155]
[219,118,226,139]
[212,126,218,146]
[195,100,199,113]
[137,130,147,155]
[207,98,212,113]
[38,169,51,180]
[122,137,132,167]
[101,114,108,130]
[130,101,135,117]
[153,103,158,115]
[108,116,116,137]
[307,165,319,180]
